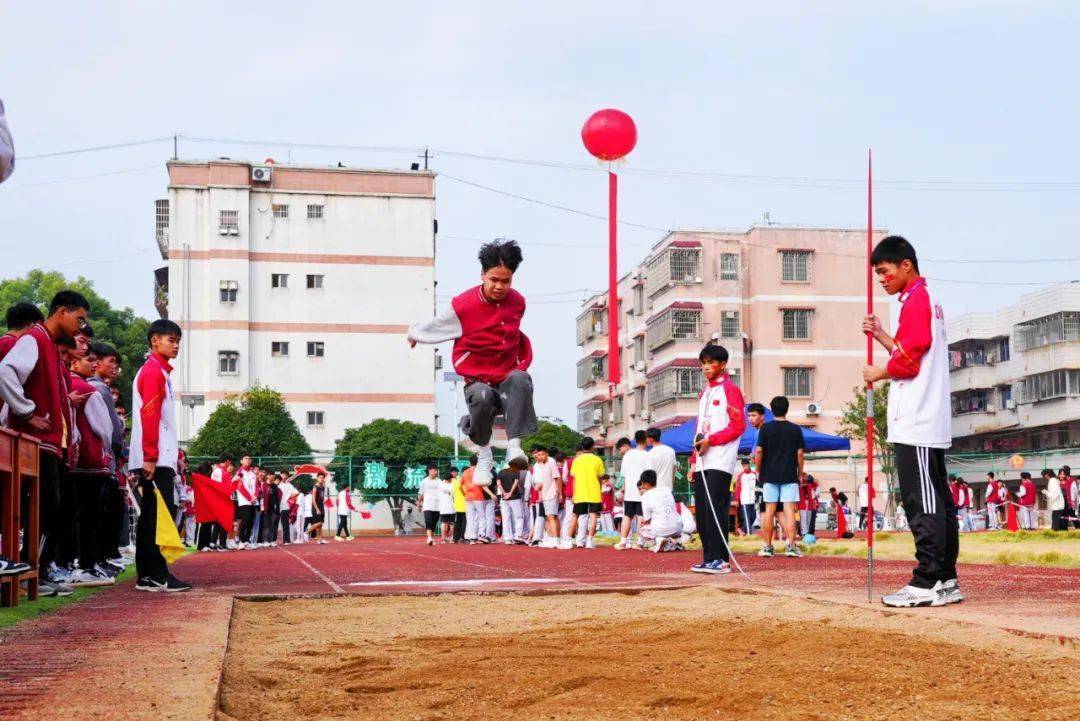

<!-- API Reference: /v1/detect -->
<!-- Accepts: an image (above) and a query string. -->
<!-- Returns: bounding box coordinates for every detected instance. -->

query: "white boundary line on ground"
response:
[348,577,562,587]
[282,548,345,593]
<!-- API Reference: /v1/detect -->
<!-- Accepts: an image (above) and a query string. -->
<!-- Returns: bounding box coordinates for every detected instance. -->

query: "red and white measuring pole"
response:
[865,150,875,603]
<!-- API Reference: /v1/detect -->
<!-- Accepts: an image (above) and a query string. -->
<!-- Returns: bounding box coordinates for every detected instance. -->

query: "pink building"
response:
[576,226,891,445]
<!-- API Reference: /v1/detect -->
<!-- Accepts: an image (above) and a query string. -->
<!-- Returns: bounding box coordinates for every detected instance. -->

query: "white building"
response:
[949,282,1080,452]
[156,159,437,452]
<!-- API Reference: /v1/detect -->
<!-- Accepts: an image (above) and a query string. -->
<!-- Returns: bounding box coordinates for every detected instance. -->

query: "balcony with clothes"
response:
[647,359,703,409]
[951,385,1018,438]
[645,302,703,355]
[153,266,168,319]
[1013,311,1080,353]
[644,242,702,300]
[575,302,608,348]
[576,351,608,389]
[577,394,606,432]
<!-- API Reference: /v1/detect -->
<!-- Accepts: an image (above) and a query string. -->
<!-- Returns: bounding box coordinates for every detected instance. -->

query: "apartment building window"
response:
[271,273,289,289]
[307,411,325,427]
[783,367,813,398]
[1013,312,1080,351]
[576,355,607,388]
[575,307,607,345]
[633,285,645,315]
[648,367,703,407]
[635,387,646,417]
[780,250,813,283]
[728,368,742,388]
[577,401,604,431]
[952,389,990,415]
[1014,369,1080,404]
[720,252,739,281]
[307,204,324,220]
[998,385,1013,409]
[720,310,741,339]
[306,274,324,289]
[272,203,289,219]
[271,342,289,358]
[219,209,239,231]
[782,309,814,340]
[307,341,325,358]
[154,199,169,244]
[646,307,702,351]
[219,280,238,303]
[633,335,646,364]
[218,351,239,375]
[645,246,702,298]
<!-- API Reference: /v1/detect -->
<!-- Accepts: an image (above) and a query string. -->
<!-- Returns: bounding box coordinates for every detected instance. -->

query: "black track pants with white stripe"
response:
[894,444,958,589]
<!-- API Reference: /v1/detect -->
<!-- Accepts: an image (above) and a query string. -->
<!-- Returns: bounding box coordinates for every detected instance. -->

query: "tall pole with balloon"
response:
[581,109,637,437]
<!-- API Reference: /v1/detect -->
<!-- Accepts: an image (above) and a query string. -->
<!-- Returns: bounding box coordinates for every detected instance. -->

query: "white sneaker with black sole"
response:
[881,583,942,608]
[40,578,75,597]
[939,579,964,605]
[0,557,31,576]
[66,569,114,587]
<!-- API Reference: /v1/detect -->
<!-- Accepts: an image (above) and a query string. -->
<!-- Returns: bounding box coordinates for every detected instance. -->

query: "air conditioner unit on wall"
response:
[252,166,272,183]
[806,402,822,416]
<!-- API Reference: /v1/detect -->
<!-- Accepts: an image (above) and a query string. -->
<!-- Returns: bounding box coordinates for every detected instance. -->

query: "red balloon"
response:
[581,109,637,161]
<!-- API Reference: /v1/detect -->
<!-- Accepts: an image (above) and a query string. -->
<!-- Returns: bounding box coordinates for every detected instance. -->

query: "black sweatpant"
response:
[694,469,732,564]
[237,505,256,543]
[99,480,125,561]
[135,467,177,583]
[261,511,279,543]
[279,513,292,542]
[453,511,466,541]
[74,473,108,570]
[894,444,958,589]
[35,453,65,573]
[336,514,350,538]
[54,469,79,568]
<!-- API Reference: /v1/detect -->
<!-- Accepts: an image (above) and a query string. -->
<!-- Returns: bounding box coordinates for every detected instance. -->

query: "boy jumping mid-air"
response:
[862,235,960,608]
[408,239,537,486]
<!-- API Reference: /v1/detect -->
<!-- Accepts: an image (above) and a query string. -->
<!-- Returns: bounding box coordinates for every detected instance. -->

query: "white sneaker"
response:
[504,540,514,545]
[505,439,527,465]
[318,539,329,545]
[474,446,494,487]
[584,538,596,549]
[613,540,627,550]
[335,537,344,543]
[653,538,665,554]
[557,539,574,550]
[939,579,964,605]
[66,569,113,587]
[881,583,942,608]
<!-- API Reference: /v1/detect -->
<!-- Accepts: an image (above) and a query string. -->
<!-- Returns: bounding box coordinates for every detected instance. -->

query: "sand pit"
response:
[218,587,1078,721]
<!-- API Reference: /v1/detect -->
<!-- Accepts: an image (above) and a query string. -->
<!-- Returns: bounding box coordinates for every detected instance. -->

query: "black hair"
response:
[196,462,213,475]
[442,470,455,481]
[478,238,523,272]
[48,290,90,316]
[89,341,119,360]
[769,395,789,417]
[615,437,631,450]
[78,323,95,339]
[987,471,995,479]
[1020,472,1031,479]
[646,427,661,442]
[699,343,729,364]
[55,335,76,349]
[1062,465,1071,475]
[146,318,182,344]
[469,454,478,467]
[580,436,595,452]
[427,463,439,472]
[530,444,547,454]
[747,402,767,416]
[218,454,233,463]
[633,430,647,445]
[5,302,44,330]
[870,235,920,274]
[1042,468,1055,478]
[638,469,657,486]
[741,458,750,465]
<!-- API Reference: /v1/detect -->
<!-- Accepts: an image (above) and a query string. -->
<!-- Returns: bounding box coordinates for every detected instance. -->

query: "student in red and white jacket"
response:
[407,240,537,487]
[984,472,1004,530]
[233,456,258,548]
[862,236,958,608]
[1017,472,1037,530]
[689,343,746,575]
[128,319,190,592]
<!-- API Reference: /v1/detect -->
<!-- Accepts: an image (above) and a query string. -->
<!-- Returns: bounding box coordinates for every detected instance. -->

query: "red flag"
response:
[1005,501,1020,532]
[193,473,236,529]
[836,500,849,537]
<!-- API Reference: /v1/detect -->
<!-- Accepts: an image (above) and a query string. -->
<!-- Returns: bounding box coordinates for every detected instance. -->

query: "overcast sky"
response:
[2,1,1078,436]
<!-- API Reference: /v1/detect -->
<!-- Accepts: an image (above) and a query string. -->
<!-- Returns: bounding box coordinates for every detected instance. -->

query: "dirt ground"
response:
[217,587,1079,721]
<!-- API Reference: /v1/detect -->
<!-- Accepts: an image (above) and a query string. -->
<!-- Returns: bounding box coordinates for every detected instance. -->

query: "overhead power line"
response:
[19,136,173,161]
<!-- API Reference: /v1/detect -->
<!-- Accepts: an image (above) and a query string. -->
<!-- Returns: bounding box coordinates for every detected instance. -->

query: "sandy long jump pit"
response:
[218,587,1078,721]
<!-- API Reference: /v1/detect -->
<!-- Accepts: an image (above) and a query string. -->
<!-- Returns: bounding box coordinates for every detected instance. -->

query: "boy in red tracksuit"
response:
[408,240,536,487]
[862,236,959,608]
[0,291,88,597]
[128,319,190,592]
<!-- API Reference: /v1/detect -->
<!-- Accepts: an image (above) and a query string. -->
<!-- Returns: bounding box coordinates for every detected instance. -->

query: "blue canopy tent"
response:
[659,407,851,455]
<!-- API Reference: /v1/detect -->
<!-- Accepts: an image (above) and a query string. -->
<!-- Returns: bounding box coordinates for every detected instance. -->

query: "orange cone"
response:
[1005,502,1020,532]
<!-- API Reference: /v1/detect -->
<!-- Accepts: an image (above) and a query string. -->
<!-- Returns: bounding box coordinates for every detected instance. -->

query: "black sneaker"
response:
[164,574,192,593]
[135,577,166,592]
[40,577,75,597]
[0,556,31,576]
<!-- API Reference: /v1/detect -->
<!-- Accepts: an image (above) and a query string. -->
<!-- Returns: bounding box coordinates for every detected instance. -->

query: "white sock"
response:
[506,438,524,460]
[477,444,493,463]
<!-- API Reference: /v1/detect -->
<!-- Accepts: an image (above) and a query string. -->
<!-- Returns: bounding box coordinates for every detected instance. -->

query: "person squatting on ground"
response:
[636,470,685,553]
[407,239,538,487]
[754,395,804,558]
[862,235,962,608]
[689,343,746,575]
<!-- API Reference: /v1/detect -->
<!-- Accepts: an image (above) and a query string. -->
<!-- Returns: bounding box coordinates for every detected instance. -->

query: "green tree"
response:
[0,269,150,409]
[522,420,583,456]
[188,386,311,460]
[837,383,896,512]
[334,419,455,531]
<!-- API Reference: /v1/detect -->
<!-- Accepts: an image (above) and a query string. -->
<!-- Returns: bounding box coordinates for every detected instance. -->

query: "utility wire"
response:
[19,136,173,161]
[3,164,160,189]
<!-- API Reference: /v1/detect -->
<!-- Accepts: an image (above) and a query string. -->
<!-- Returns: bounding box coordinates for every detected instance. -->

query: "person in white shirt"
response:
[529,445,562,546]
[438,473,457,543]
[637,471,683,553]
[857,479,870,531]
[335,485,358,541]
[417,465,443,546]
[278,478,299,544]
[644,428,677,490]
[1043,468,1066,530]
[736,458,758,536]
[233,456,258,548]
[615,432,649,549]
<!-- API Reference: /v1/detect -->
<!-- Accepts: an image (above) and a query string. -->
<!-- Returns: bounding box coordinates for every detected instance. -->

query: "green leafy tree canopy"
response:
[522,420,583,456]
[0,269,151,409]
[189,385,312,460]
